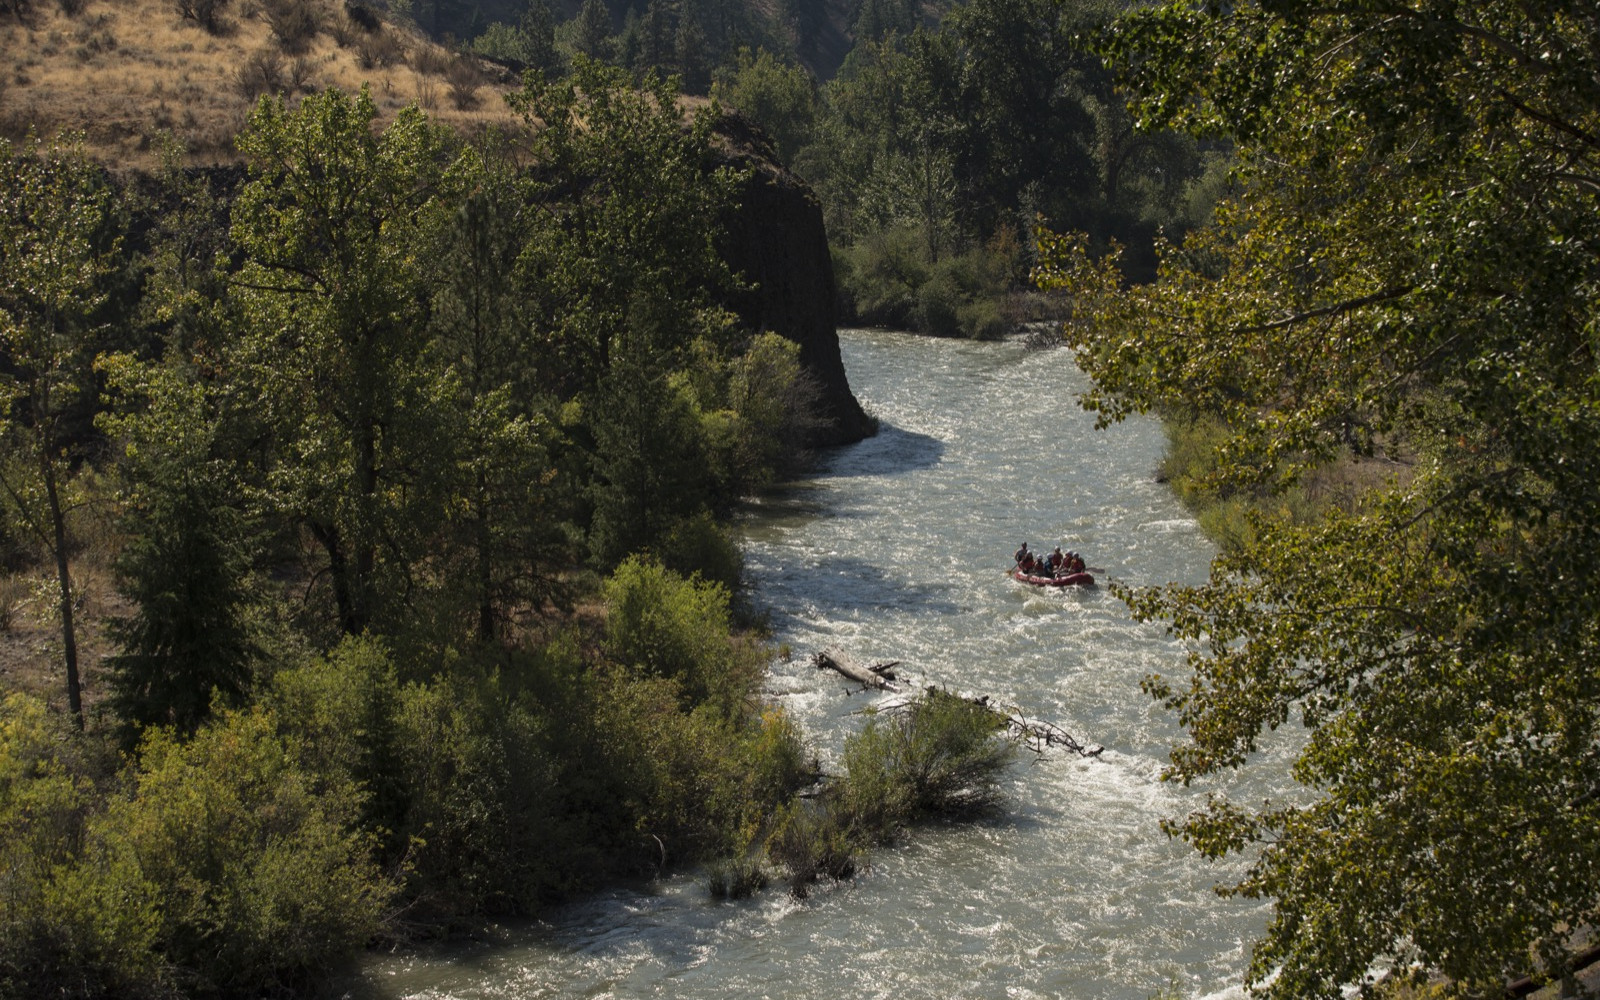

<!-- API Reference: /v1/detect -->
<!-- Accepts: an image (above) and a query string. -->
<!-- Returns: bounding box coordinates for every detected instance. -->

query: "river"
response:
[357,329,1300,1000]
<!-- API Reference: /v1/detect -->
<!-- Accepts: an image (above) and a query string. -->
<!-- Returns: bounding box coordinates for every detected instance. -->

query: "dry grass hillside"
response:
[1,0,529,168]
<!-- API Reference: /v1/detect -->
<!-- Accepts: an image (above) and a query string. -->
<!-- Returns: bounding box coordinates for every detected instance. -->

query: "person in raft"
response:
[1014,542,1035,573]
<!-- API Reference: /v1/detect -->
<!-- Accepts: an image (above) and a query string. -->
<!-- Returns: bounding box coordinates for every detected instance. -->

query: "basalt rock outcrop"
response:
[710,111,875,449]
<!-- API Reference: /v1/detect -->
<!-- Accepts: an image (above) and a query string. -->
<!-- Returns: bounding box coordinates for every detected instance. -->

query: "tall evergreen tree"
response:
[574,0,614,61]
[99,356,258,737]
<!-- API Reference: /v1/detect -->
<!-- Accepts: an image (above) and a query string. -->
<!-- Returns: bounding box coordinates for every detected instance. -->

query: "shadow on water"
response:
[819,421,943,479]
[749,553,965,630]
[340,884,758,1000]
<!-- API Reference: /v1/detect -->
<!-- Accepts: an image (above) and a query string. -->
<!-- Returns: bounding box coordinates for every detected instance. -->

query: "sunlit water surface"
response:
[356,330,1300,1000]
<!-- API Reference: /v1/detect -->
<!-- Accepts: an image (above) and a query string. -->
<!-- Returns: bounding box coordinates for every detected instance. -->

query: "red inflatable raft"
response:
[1012,569,1095,587]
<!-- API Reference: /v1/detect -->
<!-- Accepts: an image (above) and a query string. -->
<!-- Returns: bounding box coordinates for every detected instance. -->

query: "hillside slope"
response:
[2,0,523,167]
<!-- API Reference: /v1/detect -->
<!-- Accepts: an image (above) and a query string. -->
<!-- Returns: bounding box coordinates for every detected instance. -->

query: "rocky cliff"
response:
[712,111,875,449]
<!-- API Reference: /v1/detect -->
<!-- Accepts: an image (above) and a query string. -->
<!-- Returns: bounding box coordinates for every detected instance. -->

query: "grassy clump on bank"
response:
[1156,411,1410,555]
[718,687,1020,900]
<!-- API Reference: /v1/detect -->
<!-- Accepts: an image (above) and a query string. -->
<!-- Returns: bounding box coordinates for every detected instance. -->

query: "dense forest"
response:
[452,0,1226,335]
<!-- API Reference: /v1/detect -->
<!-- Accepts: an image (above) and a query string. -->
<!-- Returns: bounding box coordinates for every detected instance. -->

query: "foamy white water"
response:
[357,330,1300,1000]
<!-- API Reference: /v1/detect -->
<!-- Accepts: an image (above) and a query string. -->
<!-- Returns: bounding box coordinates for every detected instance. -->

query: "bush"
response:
[357,28,403,68]
[602,556,759,718]
[234,46,284,99]
[589,672,731,867]
[765,800,857,898]
[102,709,390,995]
[706,853,769,899]
[837,225,924,327]
[0,694,162,999]
[839,226,1021,338]
[911,269,961,337]
[410,42,449,75]
[837,688,1016,842]
[262,0,317,53]
[390,666,567,919]
[267,637,409,861]
[174,0,229,32]
[445,55,480,110]
[656,511,743,593]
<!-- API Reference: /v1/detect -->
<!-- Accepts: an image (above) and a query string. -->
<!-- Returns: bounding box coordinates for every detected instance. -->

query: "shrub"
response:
[391,667,566,919]
[656,511,743,593]
[262,0,317,53]
[342,0,379,31]
[911,269,961,337]
[267,637,409,861]
[356,28,402,67]
[838,224,924,327]
[288,53,314,91]
[445,55,480,110]
[0,694,162,999]
[410,42,449,75]
[957,295,1009,340]
[589,672,730,866]
[602,556,760,718]
[837,688,1016,842]
[765,800,857,898]
[174,0,229,32]
[234,46,284,99]
[103,709,391,995]
[706,853,768,899]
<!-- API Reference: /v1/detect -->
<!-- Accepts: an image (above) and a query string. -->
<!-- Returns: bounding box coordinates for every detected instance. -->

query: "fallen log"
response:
[814,648,900,691]
[813,652,1103,758]
[1002,711,1104,758]
[867,685,1105,760]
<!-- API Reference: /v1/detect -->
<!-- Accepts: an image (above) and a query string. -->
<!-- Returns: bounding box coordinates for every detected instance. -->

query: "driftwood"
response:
[814,650,1104,758]
[814,648,901,691]
[919,690,1104,759]
[1001,710,1104,758]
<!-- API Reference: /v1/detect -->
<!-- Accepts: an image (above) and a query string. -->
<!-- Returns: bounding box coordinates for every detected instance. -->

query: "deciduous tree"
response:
[229,87,451,636]
[1038,0,1600,994]
[0,136,120,727]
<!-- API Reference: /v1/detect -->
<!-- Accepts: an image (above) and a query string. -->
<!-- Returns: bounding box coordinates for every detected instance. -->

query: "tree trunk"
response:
[40,444,82,727]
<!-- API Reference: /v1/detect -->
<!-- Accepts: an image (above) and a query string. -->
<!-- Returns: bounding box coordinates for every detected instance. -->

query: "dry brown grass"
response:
[0,0,524,169]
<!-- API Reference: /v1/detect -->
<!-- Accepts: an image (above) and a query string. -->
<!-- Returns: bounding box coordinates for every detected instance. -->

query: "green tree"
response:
[0,136,120,727]
[470,0,560,75]
[98,355,259,737]
[229,87,450,637]
[572,0,614,61]
[632,0,674,74]
[504,61,750,561]
[1040,0,1600,995]
[673,7,712,94]
[419,143,575,640]
[586,310,713,568]
[506,59,742,398]
[712,47,819,165]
